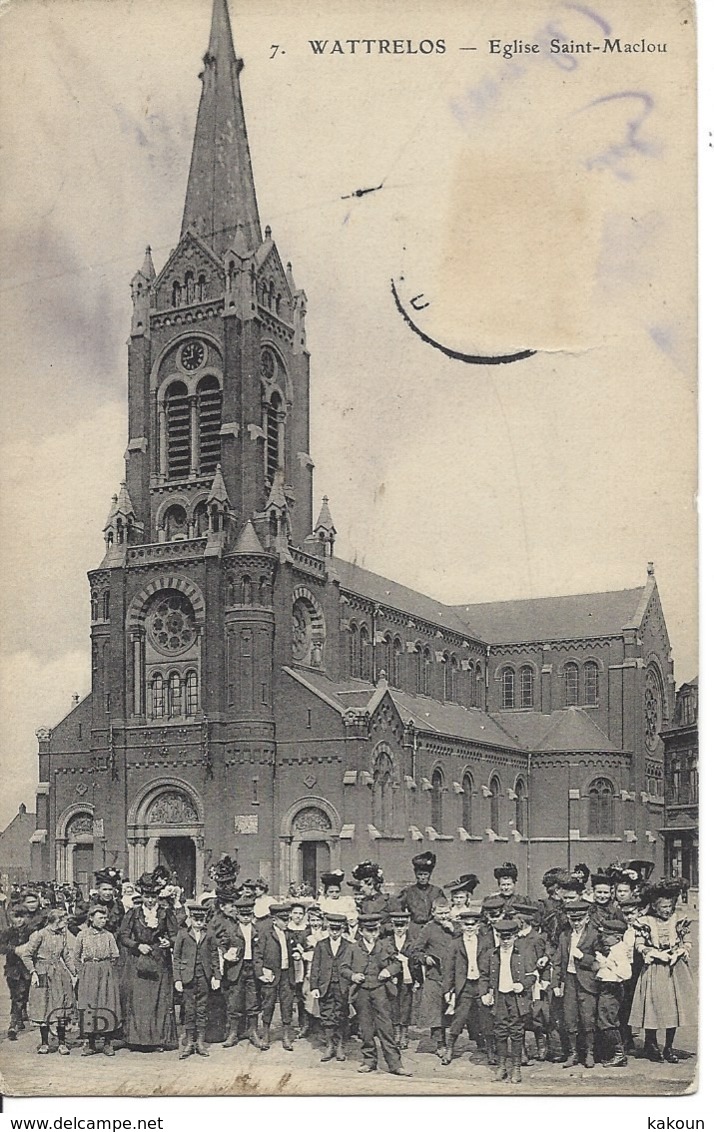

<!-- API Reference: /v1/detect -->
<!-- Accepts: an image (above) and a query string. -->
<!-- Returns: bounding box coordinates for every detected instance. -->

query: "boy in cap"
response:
[339,912,411,1075]
[480,917,537,1083]
[173,901,213,1058]
[206,890,266,1051]
[441,906,485,1065]
[399,853,446,926]
[254,902,299,1050]
[383,898,421,1049]
[309,912,352,1061]
[594,916,631,1067]
[414,897,457,1057]
[552,898,600,1067]
[513,898,551,1062]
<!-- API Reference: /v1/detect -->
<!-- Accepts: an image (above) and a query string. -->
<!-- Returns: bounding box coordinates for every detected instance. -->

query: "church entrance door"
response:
[157,836,196,897]
[299,840,330,894]
[73,844,94,897]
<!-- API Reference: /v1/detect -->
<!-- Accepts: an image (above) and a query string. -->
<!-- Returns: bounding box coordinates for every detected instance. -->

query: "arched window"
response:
[501,667,515,710]
[193,500,209,537]
[489,775,501,834]
[359,625,371,680]
[197,374,222,475]
[240,575,253,604]
[196,274,206,301]
[275,294,282,316]
[584,661,599,706]
[564,662,579,706]
[91,594,99,621]
[265,391,282,480]
[431,767,445,833]
[423,647,433,696]
[184,271,194,303]
[372,748,395,835]
[443,653,454,701]
[258,576,271,605]
[468,661,483,708]
[520,665,534,709]
[186,671,199,716]
[164,503,188,541]
[588,777,614,835]
[349,623,360,678]
[391,637,403,688]
[514,777,527,836]
[165,381,191,480]
[102,591,110,621]
[172,280,182,307]
[151,674,165,719]
[414,645,423,694]
[462,772,475,834]
[167,672,182,718]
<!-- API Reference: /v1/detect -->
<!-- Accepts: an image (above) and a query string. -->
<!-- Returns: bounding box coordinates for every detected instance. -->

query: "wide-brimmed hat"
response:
[447,873,479,896]
[137,872,163,896]
[94,868,122,889]
[644,877,687,903]
[352,861,383,885]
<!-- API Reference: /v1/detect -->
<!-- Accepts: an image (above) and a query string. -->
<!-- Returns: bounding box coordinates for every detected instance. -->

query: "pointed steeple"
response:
[207,463,230,507]
[315,495,336,538]
[181,0,262,257]
[141,245,156,282]
[234,519,265,554]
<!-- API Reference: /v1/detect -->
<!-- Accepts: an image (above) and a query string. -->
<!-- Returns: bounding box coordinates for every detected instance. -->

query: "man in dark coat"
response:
[254,902,298,1050]
[441,907,486,1065]
[173,900,213,1058]
[398,852,446,927]
[309,912,352,1061]
[552,898,601,1067]
[339,912,411,1076]
[382,897,422,1049]
[207,891,266,1050]
[480,918,538,1083]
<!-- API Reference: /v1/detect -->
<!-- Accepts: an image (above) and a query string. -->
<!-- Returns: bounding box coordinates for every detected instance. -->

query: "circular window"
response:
[260,348,276,380]
[644,667,663,751]
[147,590,197,655]
[292,599,312,662]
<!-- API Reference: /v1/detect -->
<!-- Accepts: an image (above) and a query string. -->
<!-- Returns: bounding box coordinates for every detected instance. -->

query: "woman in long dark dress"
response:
[118,872,178,1050]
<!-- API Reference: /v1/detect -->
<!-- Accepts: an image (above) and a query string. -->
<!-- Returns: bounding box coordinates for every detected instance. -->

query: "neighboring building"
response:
[31,0,676,898]
[661,678,698,900]
[0,803,35,886]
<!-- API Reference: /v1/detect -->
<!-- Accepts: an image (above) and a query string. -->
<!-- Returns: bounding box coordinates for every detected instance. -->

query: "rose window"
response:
[260,349,276,380]
[147,591,197,655]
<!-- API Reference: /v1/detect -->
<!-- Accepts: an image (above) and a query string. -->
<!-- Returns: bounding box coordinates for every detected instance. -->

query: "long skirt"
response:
[629,959,696,1031]
[27,963,75,1025]
[122,953,178,1049]
[77,959,122,1036]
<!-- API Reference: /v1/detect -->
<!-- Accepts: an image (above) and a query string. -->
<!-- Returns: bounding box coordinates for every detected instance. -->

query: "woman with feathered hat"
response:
[352,862,389,920]
[118,870,179,1050]
[628,877,695,1062]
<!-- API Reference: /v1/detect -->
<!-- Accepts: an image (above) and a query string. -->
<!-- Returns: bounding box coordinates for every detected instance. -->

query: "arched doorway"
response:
[127,779,205,896]
[280,798,341,895]
[55,806,95,895]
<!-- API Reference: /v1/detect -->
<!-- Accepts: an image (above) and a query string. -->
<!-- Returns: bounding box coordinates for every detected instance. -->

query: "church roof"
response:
[181,0,262,257]
[491,707,621,753]
[282,668,374,712]
[388,689,521,751]
[334,559,477,640]
[452,586,647,645]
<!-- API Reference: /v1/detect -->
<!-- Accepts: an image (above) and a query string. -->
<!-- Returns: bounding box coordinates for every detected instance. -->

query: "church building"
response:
[31,0,674,898]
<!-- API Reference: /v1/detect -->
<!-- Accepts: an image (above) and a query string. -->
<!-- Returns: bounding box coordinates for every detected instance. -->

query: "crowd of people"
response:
[0,853,695,1083]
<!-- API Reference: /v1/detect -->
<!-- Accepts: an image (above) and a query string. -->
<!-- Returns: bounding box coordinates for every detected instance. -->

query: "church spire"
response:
[181,0,262,258]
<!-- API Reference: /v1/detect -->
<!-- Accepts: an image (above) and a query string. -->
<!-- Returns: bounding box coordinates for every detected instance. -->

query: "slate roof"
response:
[334,559,476,639]
[452,587,647,645]
[491,707,621,752]
[282,668,375,712]
[388,690,521,751]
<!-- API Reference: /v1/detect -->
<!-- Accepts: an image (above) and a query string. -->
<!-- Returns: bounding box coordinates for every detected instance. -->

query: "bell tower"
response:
[119,0,313,553]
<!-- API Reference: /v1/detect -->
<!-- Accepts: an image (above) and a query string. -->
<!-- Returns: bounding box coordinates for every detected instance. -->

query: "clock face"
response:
[179,340,206,372]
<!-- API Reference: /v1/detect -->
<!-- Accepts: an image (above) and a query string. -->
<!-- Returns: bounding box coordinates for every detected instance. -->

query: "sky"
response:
[0,0,698,829]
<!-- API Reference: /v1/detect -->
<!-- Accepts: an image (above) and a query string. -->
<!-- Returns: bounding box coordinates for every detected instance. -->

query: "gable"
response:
[154,231,224,312]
